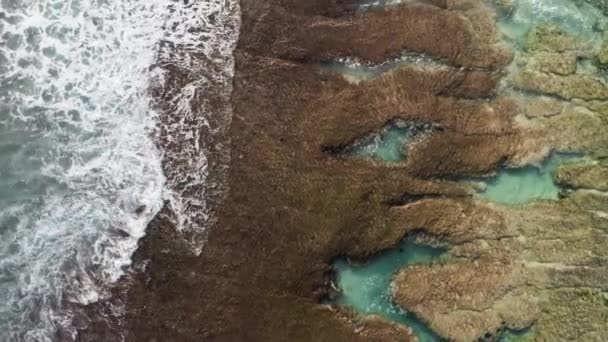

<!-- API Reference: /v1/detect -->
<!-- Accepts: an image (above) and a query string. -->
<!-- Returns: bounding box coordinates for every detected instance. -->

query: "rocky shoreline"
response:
[80,0,608,341]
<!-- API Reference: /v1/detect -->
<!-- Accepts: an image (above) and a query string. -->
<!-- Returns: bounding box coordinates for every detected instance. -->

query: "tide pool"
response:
[319,54,440,83]
[477,154,578,205]
[341,122,428,162]
[330,238,445,342]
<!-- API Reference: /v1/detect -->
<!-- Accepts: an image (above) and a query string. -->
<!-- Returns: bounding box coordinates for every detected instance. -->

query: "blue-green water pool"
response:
[330,238,445,342]
[477,154,578,205]
[343,123,427,162]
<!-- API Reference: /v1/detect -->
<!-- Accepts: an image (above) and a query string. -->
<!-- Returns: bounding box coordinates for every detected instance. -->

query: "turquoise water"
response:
[500,328,534,342]
[344,123,426,162]
[477,154,577,205]
[496,0,605,46]
[331,238,445,342]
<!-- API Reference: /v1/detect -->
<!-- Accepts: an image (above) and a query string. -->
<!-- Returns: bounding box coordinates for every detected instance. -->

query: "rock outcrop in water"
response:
[80,0,608,341]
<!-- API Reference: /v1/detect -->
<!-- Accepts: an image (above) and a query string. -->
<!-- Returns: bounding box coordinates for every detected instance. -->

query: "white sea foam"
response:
[152,0,239,254]
[0,0,239,340]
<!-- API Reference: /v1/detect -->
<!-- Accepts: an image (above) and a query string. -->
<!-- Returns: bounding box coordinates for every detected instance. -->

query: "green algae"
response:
[331,237,445,342]
[477,154,578,205]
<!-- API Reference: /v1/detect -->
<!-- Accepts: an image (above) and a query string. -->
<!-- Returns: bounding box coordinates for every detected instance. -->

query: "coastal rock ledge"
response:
[80,0,608,341]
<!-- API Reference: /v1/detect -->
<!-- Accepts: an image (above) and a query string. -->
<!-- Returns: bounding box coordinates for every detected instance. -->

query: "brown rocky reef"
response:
[387,15,608,341]
[79,0,527,341]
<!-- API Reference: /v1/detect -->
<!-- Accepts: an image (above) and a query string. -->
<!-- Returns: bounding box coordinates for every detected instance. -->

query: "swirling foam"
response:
[0,0,168,340]
[0,0,239,340]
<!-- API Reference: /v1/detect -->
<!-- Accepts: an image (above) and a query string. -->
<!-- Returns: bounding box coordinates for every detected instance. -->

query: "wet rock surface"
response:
[391,197,608,341]
[386,6,608,340]
[80,0,608,341]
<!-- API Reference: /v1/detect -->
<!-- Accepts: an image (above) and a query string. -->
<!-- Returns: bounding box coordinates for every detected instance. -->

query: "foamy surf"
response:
[152,0,239,254]
[0,0,238,340]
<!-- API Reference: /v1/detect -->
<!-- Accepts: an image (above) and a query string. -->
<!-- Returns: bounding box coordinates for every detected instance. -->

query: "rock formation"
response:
[79,0,608,341]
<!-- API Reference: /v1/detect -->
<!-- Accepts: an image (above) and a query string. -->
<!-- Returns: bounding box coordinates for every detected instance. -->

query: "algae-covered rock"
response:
[554,161,608,191]
[523,96,564,118]
[355,316,417,341]
[512,70,608,100]
[390,197,608,342]
[540,106,608,157]
[596,43,608,67]
[392,259,538,342]
[526,24,590,53]
[535,51,578,75]
[535,289,608,341]
[568,189,608,214]
[495,0,515,17]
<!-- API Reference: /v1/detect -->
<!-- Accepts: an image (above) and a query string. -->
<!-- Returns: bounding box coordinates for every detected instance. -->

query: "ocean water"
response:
[331,238,445,342]
[0,0,238,340]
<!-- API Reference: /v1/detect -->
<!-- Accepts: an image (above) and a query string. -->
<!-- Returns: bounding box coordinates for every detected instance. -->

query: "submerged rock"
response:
[526,24,591,53]
[534,51,578,75]
[595,41,608,68]
[522,96,564,118]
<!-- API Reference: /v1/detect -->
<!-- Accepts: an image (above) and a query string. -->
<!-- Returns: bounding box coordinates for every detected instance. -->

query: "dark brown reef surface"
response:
[78,0,608,341]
